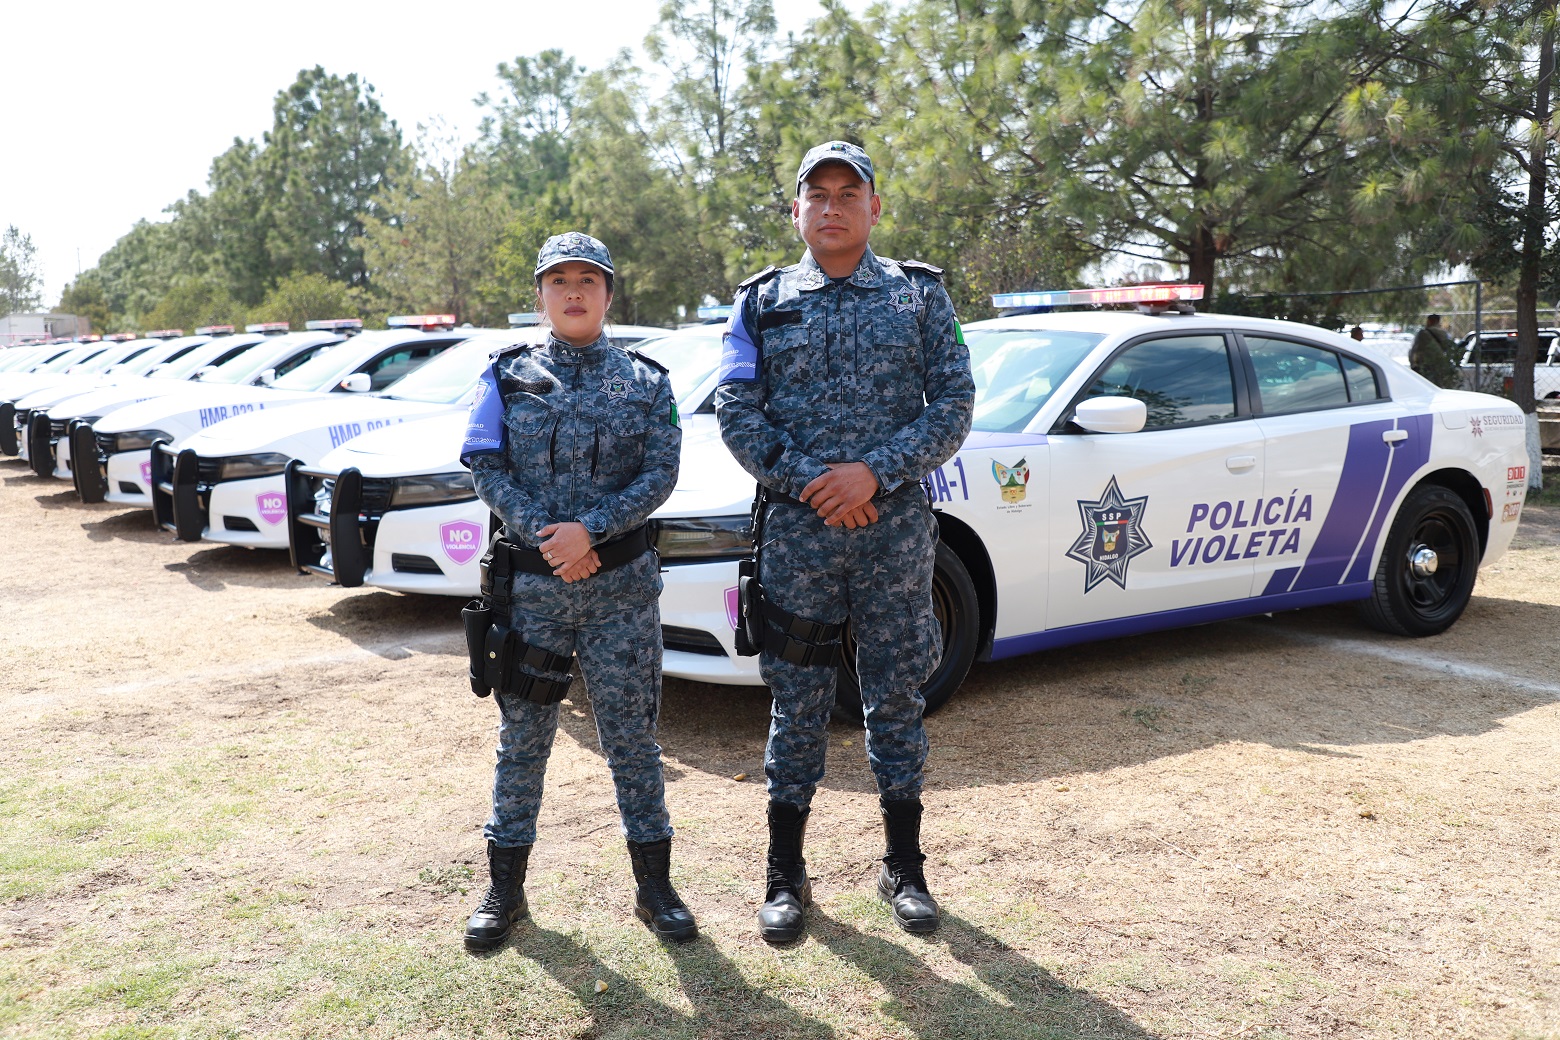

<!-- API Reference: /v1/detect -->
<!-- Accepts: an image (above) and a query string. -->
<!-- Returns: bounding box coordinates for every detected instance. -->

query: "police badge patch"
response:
[888,288,918,314]
[598,375,633,401]
[1065,475,1152,592]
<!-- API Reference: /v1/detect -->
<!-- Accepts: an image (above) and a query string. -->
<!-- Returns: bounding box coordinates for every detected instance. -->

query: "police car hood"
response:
[40,378,202,422]
[314,411,467,479]
[92,384,325,436]
[0,371,91,402]
[178,394,458,461]
[655,414,755,519]
[11,372,131,407]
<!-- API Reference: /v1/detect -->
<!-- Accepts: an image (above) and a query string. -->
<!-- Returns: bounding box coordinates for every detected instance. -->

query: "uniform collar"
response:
[796,246,883,290]
[544,331,609,360]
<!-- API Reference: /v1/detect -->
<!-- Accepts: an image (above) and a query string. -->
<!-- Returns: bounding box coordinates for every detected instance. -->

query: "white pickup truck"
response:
[1457,328,1560,398]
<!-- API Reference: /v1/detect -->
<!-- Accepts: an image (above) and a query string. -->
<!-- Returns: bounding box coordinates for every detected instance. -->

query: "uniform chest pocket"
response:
[761,324,825,389]
[866,316,926,392]
[504,394,557,439]
[590,402,652,483]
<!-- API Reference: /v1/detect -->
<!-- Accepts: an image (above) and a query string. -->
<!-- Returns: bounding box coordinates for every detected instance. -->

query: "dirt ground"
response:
[2,463,1558,1038]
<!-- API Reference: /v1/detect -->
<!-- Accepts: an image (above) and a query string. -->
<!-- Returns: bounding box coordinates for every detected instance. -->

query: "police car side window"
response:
[367,347,431,390]
[273,344,333,379]
[1340,356,1382,402]
[1083,334,1235,429]
[1245,336,1356,414]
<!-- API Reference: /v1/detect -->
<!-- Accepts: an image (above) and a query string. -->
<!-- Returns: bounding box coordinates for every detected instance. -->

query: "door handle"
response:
[1383,429,1408,445]
[1226,455,1257,472]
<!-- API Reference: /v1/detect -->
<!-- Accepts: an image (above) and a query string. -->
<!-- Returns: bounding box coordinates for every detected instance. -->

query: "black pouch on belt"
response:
[461,599,493,697]
[734,556,764,657]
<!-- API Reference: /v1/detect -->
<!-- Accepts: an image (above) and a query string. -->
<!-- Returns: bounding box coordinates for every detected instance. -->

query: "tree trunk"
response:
[1185,225,1218,298]
[1516,2,1554,489]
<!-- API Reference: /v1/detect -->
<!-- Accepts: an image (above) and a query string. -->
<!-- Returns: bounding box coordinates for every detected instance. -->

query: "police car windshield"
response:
[155,340,234,380]
[377,337,497,403]
[269,343,357,391]
[634,328,723,411]
[74,342,151,373]
[965,328,1104,433]
[37,345,102,372]
[202,336,332,385]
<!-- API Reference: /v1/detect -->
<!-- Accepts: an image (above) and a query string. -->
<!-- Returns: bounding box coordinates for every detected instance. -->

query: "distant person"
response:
[1349,325,1364,342]
[1409,314,1460,388]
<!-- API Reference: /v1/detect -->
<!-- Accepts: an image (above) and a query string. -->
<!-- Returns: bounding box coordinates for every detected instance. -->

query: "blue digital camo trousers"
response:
[759,487,941,808]
[484,559,671,848]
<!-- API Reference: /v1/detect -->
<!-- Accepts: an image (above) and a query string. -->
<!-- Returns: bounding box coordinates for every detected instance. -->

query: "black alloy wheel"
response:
[1360,483,1479,637]
[832,541,981,723]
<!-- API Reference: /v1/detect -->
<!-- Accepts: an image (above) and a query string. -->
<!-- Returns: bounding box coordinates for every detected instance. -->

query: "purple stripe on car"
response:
[1344,413,1432,584]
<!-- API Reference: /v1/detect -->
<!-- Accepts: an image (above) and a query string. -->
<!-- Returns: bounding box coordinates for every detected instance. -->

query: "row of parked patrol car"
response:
[2,286,1533,718]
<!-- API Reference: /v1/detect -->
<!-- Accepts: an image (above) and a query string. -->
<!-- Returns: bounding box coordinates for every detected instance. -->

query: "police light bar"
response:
[244,322,291,334]
[195,324,236,336]
[105,332,138,341]
[697,305,732,321]
[992,284,1206,310]
[78,334,102,342]
[304,318,364,332]
[145,329,185,339]
[390,313,458,329]
[507,312,542,327]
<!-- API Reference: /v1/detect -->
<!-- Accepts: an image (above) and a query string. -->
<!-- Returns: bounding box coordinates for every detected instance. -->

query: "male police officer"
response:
[715,141,975,941]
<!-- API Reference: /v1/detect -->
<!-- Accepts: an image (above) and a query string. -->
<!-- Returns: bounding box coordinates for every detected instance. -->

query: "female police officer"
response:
[458,232,693,949]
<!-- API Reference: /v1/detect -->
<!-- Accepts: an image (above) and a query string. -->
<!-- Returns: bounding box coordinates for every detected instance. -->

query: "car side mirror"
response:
[194,366,217,380]
[339,372,372,393]
[259,369,277,385]
[1073,396,1147,434]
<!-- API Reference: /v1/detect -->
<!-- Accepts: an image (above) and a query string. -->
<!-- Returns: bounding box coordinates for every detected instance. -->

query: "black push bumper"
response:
[286,460,368,587]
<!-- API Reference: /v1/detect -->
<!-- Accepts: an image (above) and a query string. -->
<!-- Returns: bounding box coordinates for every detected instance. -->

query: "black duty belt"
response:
[500,523,653,576]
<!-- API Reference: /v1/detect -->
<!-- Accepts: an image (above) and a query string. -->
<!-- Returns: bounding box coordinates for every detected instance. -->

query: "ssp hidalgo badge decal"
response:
[1066,476,1152,592]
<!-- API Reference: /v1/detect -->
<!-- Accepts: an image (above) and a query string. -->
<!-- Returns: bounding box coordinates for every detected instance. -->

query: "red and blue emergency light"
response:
[389,314,458,330]
[992,284,1205,311]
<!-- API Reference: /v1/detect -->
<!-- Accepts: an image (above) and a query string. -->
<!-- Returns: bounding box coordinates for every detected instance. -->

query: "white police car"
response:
[281,323,714,595]
[12,329,267,475]
[663,284,1528,716]
[153,329,550,547]
[74,319,483,505]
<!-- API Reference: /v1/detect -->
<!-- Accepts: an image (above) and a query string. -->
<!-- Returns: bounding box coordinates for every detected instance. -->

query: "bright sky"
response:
[7,0,859,306]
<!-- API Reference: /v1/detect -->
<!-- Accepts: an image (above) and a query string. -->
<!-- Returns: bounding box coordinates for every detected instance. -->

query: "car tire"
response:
[1359,484,1478,637]
[832,542,980,723]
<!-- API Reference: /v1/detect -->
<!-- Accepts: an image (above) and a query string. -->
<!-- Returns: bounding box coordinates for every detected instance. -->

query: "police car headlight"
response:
[215,452,291,481]
[112,429,171,452]
[388,471,476,508]
[654,516,751,559]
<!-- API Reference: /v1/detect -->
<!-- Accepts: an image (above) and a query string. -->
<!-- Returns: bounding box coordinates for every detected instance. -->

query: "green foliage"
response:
[139,277,245,335]
[0,224,43,313]
[262,66,409,289]
[57,270,117,333]
[476,49,582,201]
[359,125,518,327]
[246,272,364,330]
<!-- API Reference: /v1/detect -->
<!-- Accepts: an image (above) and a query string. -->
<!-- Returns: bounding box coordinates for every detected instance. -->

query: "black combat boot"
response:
[877,798,940,933]
[464,841,531,952]
[627,838,699,943]
[758,800,812,944]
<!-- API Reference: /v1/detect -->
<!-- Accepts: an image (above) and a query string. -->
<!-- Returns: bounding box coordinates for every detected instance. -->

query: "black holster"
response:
[733,484,843,667]
[463,531,577,705]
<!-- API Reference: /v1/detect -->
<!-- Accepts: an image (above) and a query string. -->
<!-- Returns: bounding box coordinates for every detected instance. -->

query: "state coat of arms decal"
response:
[1065,475,1152,592]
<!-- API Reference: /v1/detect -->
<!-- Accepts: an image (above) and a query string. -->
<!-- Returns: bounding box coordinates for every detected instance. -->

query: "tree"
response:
[360,124,518,326]
[0,225,42,314]
[476,49,583,201]
[57,270,116,333]
[970,0,1452,298]
[263,67,408,289]
[246,272,362,330]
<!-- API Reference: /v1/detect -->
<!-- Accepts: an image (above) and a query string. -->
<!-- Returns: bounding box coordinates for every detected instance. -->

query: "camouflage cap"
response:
[534,232,614,277]
[795,140,875,196]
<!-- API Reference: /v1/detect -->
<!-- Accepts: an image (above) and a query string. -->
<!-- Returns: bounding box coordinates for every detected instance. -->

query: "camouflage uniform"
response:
[715,246,975,807]
[467,332,681,846]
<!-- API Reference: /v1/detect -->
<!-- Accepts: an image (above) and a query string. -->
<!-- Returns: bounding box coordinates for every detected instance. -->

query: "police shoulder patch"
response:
[737,265,781,290]
[628,349,670,375]
[900,259,945,280]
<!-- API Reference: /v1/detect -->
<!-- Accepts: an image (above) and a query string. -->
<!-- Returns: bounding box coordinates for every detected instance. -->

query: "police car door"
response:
[1241,332,1418,602]
[1046,332,1264,632]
